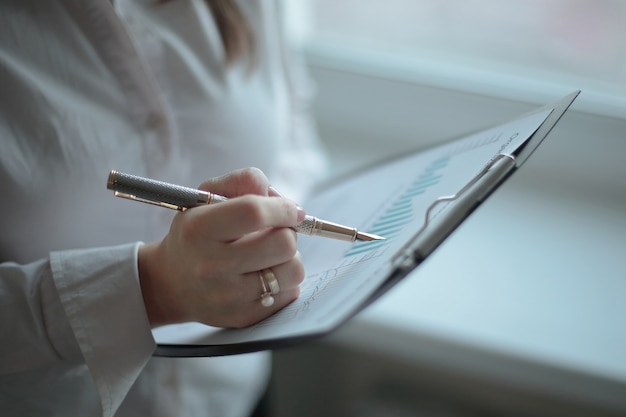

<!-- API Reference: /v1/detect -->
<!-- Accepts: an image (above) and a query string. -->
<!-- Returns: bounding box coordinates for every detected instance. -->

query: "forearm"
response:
[0,258,82,374]
[1,243,156,417]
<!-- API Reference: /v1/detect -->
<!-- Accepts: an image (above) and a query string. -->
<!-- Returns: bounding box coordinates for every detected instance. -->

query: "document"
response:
[153,92,578,356]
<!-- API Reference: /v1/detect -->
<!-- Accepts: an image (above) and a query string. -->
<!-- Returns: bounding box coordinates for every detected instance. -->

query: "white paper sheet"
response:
[152,108,552,349]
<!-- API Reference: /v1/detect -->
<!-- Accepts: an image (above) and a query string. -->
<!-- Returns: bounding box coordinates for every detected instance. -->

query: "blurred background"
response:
[270,1,626,416]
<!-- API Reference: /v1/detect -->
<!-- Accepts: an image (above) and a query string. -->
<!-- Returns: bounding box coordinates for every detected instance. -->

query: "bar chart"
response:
[343,156,450,258]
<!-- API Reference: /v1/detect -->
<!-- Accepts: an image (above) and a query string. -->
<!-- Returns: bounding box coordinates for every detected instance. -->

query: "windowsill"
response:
[305,42,626,119]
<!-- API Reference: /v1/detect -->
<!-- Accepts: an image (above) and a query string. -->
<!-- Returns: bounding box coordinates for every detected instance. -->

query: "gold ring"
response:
[258,272,274,307]
[260,268,280,295]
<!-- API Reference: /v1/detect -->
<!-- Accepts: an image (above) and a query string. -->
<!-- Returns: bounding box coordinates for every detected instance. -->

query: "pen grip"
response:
[295,216,357,241]
[107,170,211,209]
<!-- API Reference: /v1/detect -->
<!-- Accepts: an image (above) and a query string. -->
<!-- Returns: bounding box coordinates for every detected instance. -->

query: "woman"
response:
[0,0,327,416]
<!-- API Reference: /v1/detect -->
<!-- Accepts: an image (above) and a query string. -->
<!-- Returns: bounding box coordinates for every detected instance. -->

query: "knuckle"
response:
[177,209,210,242]
[237,196,266,228]
[237,167,268,192]
[274,228,298,257]
[239,166,264,181]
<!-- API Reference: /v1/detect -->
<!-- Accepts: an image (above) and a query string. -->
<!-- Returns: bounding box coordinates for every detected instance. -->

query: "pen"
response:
[107,170,385,242]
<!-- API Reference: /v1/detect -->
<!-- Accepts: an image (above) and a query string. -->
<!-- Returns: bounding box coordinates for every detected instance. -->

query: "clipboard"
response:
[153,91,580,357]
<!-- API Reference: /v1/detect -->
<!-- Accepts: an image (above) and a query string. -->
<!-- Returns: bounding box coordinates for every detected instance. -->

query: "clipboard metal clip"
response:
[392,153,517,272]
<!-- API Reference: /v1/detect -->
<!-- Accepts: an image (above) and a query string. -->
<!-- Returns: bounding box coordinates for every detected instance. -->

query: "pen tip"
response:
[356,231,386,241]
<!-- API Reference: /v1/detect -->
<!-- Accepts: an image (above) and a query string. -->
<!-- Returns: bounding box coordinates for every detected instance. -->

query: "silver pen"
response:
[107,170,385,242]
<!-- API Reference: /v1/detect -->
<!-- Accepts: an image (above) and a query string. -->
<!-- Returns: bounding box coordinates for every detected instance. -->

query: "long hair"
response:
[205,0,254,66]
[158,0,255,67]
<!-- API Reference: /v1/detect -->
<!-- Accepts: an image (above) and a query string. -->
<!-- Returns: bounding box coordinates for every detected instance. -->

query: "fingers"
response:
[237,286,302,328]
[243,252,305,303]
[186,253,305,329]
[198,167,271,198]
[194,168,305,241]
[221,255,306,328]
[189,195,301,242]
[226,227,298,272]
[146,168,309,328]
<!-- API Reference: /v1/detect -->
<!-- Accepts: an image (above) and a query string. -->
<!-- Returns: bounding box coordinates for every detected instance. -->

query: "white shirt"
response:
[0,1,326,416]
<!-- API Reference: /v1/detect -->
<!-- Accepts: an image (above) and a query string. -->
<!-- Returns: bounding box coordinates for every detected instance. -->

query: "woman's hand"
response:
[137,168,306,328]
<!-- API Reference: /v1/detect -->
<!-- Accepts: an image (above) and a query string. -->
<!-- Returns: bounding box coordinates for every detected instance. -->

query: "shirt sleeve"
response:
[0,242,156,417]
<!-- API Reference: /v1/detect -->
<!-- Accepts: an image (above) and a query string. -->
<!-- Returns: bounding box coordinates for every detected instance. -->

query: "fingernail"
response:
[268,186,283,197]
[296,205,306,222]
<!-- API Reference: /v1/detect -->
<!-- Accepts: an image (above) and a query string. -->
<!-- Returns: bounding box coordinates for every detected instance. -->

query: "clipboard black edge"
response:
[154,91,581,358]
[514,90,580,167]
[154,331,329,357]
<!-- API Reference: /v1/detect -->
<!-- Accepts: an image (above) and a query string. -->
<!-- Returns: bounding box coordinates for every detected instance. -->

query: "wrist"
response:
[137,242,183,327]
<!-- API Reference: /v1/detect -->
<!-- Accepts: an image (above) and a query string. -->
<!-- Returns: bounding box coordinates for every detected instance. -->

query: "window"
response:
[282,1,626,187]
[306,0,626,100]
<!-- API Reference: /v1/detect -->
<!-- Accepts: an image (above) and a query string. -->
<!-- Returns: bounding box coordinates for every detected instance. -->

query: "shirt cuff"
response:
[50,242,156,417]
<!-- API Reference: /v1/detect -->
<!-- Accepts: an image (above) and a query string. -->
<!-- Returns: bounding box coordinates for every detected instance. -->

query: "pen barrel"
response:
[295,215,358,242]
[108,171,361,242]
[107,170,215,209]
